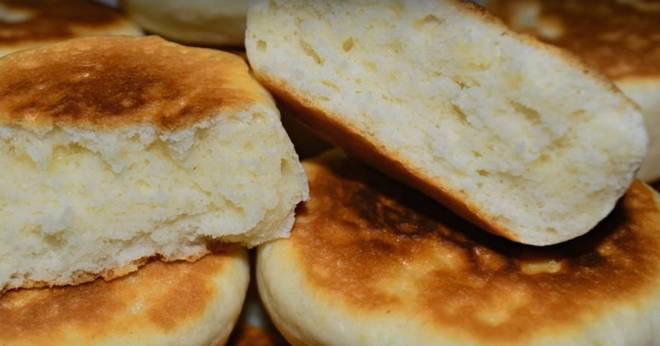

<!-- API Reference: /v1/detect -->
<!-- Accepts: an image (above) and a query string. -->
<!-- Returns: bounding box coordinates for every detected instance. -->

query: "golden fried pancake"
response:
[0,36,308,293]
[258,151,660,345]
[0,0,141,56]
[0,246,249,346]
[485,0,660,182]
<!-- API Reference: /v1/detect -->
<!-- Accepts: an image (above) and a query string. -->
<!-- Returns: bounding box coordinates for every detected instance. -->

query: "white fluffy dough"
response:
[246,0,647,246]
[0,36,308,292]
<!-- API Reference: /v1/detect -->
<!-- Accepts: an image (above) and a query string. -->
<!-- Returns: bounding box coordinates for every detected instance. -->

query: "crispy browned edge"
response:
[2,249,210,295]
[255,73,515,242]
[247,0,641,245]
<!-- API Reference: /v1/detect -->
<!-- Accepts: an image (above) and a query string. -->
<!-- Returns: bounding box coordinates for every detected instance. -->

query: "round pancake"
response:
[0,0,141,56]
[258,151,660,345]
[0,245,249,346]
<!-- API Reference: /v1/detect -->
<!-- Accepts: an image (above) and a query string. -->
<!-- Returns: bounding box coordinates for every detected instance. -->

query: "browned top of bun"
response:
[486,0,660,80]
[0,36,268,131]
[289,152,660,343]
[0,248,241,344]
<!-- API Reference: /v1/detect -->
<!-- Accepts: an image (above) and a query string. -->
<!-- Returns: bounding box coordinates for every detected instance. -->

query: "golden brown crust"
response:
[0,244,242,344]
[486,0,660,80]
[5,248,211,294]
[291,154,660,343]
[0,0,133,47]
[256,74,519,242]
[0,36,268,131]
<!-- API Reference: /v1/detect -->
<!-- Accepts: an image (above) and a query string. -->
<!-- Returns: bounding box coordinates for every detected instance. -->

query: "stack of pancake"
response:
[0,1,658,345]
[0,2,308,344]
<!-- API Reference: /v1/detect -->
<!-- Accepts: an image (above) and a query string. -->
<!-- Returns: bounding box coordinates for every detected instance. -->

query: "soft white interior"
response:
[0,104,308,291]
[246,0,647,245]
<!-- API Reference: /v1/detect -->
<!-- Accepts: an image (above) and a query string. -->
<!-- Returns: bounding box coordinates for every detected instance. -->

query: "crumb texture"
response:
[246,0,647,245]
[0,36,308,292]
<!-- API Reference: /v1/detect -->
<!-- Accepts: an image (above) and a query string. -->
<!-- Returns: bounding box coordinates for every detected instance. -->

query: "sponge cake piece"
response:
[0,36,308,293]
[0,0,141,56]
[246,0,647,245]
[0,246,249,346]
[258,151,660,346]
[485,0,660,182]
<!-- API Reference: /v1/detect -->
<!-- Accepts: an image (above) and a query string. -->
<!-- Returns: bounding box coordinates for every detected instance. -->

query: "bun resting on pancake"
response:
[257,151,660,346]
[246,0,647,246]
[484,0,660,183]
[0,36,308,293]
[121,0,247,46]
[0,245,249,346]
[0,0,142,56]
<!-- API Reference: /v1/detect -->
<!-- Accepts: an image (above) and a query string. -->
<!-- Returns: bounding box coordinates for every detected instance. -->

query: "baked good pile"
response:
[0,1,658,345]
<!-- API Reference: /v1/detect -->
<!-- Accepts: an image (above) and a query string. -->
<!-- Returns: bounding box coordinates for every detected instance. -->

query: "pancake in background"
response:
[258,151,660,345]
[0,0,141,56]
[121,0,247,47]
[485,0,660,183]
[0,246,249,346]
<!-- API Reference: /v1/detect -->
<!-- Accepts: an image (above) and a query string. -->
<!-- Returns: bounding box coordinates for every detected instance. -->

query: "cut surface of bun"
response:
[258,151,660,346]
[0,0,142,56]
[246,0,647,246]
[0,246,249,346]
[485,0,660,183]
[0,36,308,293]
